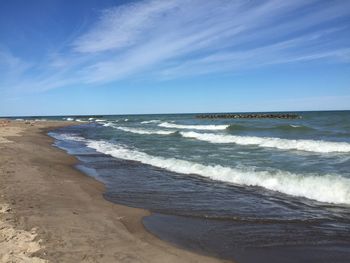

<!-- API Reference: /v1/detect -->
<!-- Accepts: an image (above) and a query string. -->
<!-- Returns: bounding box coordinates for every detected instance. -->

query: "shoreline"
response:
[0,121,227,262]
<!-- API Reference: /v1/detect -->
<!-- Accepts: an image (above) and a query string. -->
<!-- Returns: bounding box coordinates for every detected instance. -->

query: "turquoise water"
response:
[46,111,350,262]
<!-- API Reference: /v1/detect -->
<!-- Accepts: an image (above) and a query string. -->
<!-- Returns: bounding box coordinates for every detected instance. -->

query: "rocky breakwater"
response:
[196,113,301,119]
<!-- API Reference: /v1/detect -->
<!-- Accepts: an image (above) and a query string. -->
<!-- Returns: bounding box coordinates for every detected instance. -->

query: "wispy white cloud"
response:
[0,48,33,96]
[72,0,350,83]
[72,0,179,53]
[1,0,350,93]
[0,48,31,74]
[158,28,350,78]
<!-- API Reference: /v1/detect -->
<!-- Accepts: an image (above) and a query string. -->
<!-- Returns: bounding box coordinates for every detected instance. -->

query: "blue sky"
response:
[0,0,349,116]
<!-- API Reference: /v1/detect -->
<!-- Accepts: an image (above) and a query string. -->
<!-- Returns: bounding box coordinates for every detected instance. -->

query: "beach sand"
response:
[0,120,227,263]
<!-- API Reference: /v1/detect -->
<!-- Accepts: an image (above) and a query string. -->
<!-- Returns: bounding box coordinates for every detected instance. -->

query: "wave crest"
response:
[85,140,350,205]
[227,124,314,132]
[158,122,229,130]
[180,131,350,153]
[115,126,175,135]
[141,120,161,124]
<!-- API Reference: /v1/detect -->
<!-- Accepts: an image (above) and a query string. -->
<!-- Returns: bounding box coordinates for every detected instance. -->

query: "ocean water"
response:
[46,111,350,262]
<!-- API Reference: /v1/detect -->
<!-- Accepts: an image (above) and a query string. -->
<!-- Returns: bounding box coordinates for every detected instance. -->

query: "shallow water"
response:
[47,111,350,262]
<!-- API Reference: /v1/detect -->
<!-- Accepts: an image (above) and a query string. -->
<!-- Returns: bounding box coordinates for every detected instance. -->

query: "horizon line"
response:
[1,109,349,118]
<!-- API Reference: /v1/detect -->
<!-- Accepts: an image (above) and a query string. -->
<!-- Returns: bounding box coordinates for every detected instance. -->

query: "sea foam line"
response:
[158,122,229,130]
[85,139,350,205]
[114,126,175,135]
[49,133,86,142]
[141,120,161,124]
[180,131,350,153]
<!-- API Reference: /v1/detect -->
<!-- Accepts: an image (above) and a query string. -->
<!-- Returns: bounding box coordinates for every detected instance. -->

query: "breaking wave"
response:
[49,133,86,142]
[84,139,350,205]
[180,131,350,153]
[114,126,176,135]
[159,122,229,130]
[227,124,314,132]
[141,120,161,124]
[102,122,114,127]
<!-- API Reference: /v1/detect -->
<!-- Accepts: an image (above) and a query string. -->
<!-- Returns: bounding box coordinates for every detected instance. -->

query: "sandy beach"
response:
[0,120,226,263]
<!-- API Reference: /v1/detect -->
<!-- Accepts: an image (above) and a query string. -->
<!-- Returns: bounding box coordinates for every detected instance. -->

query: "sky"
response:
[0,0,349,116]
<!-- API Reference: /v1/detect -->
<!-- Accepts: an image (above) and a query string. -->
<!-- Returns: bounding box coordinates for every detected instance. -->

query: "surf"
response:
[141,120,161,124]
[227,124,315,132]
[114,126,176,135]
[180,131,350,153]
[158,122,229,130]
[83,139,350,205]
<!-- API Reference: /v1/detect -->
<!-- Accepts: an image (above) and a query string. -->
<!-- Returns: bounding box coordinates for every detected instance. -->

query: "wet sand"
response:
[0,121,227,262]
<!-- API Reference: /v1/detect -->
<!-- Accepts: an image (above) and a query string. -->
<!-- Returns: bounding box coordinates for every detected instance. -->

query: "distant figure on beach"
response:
[0,120,10,127]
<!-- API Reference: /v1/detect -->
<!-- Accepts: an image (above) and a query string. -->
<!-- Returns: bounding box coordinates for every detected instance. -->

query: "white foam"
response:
[115,126,175,135]
[76,119,87,122]
[124,118,129,122]
[102,122,114,127]
[180,131,350,153]
[95,119,105,122]
[66,117,74,121]
[141,120,161,124]
[50,133,86,142]
[158,122,229,130]
[86,140,350,205]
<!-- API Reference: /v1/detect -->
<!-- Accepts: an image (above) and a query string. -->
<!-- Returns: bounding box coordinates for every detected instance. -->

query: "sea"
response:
[16,111,350,262]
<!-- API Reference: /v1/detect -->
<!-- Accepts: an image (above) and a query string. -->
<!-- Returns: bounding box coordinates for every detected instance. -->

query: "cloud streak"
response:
[1,0,350,93]
[72,0,179,53]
